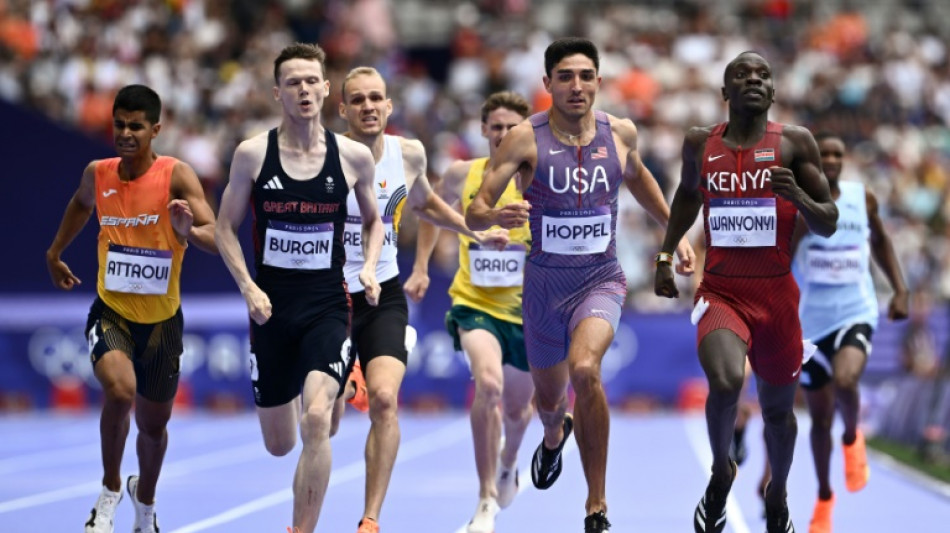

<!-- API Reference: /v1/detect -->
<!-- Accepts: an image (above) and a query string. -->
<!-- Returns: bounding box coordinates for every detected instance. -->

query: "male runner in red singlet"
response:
[655,52,839,533]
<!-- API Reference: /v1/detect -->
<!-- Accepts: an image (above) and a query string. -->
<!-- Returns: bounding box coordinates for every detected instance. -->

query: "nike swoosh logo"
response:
[792,366,801,377]
[707,154,724,162]
[102,189,117,197]
[549,149,565,155]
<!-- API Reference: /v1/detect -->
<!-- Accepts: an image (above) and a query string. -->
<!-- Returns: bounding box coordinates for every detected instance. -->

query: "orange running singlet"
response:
[95,156,186,323]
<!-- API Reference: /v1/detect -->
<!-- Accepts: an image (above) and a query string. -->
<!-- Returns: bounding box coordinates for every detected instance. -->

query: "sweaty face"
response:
[818,137,845,181]
[112,110,158,157]
[482,107,526,155]
[544,54,600,119]
[340,73,392,137]
[275,58,329,120]
[723,54,775,113]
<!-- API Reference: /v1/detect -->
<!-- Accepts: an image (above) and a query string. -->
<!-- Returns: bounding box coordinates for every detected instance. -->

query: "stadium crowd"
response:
[2,0,949,319]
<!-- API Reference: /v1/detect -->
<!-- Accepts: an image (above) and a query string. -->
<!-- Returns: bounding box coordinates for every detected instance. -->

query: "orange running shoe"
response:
[357,517,379,533]
[808,495,834,533]
[346,360,369,413]
[843,430,870,492]
[286,527,300,533]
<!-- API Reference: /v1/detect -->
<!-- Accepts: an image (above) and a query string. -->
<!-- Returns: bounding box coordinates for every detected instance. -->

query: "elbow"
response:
[464,211,487,231]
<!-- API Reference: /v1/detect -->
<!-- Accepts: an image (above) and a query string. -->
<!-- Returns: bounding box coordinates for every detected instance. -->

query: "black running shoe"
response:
[530,413,573,489]
[765,497,796,533]
[584,510,611,532]
[693,460,737,533]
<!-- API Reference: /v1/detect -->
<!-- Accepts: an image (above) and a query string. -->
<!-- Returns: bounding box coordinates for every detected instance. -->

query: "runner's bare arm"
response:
[404,159,470,303]
[466,122,534,230]
[656,128,709,297]
[216,136,272,324]
[46,161,98,290]
[341,136,383,305]
[866,188,909,320]
[171,161,217,253]
[772,126,837,237]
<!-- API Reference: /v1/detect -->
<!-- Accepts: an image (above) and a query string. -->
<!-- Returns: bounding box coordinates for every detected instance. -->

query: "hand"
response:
[654,263,678,298]
[168,199,194,241]
[888,290,909,321]
[46,254,81,290]
[495,201,530,229]
[360,269,381,306]
[674,238,696,276]
[244,284,272,325]
[474,228,510,250]
[403,268,430,303]
[769,166,804,203]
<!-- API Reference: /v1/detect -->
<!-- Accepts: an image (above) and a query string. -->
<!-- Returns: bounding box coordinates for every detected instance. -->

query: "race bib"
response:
[343,215,396,263]
[805,246,864,284]
[708,198,776,247]
[263,220,333,270]
[104,243,172,295]
[541,206,611,255]
[469,243,526,287]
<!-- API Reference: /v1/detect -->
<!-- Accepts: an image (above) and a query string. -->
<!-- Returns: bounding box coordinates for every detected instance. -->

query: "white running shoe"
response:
[466,497,499,533]
[85,485,123,533]
[127,475,160,533]
[495,461,518,509]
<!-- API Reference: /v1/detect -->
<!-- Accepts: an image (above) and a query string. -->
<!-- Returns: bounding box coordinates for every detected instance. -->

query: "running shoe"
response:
[84,484,123,533]
[808,494,834,533]
[357,517,379,533]
[127,475,159,533]
[530,413,573,490]
[843,430,869,492]
[765,496,796,533]
[693,460,737,533]
[584,510,611,532]
[495,442,518,509]
[346,360,369,413]
[465,497,499,533]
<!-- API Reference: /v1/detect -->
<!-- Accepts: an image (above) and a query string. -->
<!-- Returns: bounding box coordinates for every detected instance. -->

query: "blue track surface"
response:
[1,410,947,532]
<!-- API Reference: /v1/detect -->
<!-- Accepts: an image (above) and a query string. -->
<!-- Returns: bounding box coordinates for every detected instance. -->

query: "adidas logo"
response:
[329,361,344,377]
[263,176,284,190]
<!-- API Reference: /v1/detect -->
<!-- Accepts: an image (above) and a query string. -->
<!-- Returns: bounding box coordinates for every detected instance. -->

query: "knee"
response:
[810,412,834,432]
[762,408,797,430]
[503,399,533,426]
[833,372,860,392]
[299,405,333,445]
[706,369,744,397]
[102,380,136,411]
[568,360,602,395]
[473,372,503,405]
[263,433,296,457]
[368,387,399,422]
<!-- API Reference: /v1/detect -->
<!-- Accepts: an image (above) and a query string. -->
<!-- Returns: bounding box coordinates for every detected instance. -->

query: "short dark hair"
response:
[113,85,161,124]
[544,37,599,77]
[481,91,530,123]
[813,131,843,144]
[274,42,327,84]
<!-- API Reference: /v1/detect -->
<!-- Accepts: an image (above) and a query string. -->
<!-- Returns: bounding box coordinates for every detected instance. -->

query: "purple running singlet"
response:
[522,111,626,368]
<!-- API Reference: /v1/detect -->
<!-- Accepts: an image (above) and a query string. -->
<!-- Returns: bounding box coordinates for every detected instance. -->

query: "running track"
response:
[1,410,947,532]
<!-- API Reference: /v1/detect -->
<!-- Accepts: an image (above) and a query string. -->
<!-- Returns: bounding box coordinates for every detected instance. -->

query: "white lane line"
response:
[684,414,752,533]
[168,417,471,533]
[452,438,578,533]
[0,418,367,513]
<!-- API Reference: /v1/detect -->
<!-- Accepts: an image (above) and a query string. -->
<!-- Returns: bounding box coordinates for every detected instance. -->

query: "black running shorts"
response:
[85,297,183,403]
[249,286,352,407]
[800,323,873,391]
[350,276,409,368]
